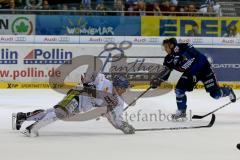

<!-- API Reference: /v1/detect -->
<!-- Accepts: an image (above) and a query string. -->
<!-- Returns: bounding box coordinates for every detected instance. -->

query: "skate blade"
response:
[21,130,30,137]
[12,113,17,130]
[171,117,188,122]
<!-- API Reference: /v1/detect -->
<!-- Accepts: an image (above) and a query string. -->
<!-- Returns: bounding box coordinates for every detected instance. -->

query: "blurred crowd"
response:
[0,0,221,16]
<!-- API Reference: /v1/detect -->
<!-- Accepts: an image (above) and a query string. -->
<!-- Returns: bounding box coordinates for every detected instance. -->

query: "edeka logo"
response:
[23,49,72,64]
[11,17,33,35]
[141,16,240,37]
[0,48,18,64]
[64,17,114,35]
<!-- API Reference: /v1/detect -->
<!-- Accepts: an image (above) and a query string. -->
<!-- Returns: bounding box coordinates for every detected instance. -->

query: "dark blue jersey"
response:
[162,43,209,81]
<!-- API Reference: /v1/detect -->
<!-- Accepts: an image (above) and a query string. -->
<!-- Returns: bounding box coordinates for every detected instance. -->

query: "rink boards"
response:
[0,35,239,89]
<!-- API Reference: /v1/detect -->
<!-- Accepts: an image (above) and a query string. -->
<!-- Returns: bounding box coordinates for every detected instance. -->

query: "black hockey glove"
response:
[83,82,96,97]
[150,78,161,89]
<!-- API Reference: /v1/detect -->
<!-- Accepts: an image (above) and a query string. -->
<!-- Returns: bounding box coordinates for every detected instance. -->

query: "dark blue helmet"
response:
[163,38,177,47]
[112,75,129,88]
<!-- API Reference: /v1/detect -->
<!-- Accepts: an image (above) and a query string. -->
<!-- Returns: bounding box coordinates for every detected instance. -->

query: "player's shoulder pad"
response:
[177,43,194,51]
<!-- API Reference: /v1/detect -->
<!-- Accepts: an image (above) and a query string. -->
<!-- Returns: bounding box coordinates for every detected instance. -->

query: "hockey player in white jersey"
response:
[12,73,135,136]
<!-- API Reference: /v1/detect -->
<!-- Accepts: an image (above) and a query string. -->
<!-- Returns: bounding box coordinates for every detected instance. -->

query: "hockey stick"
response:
[192,97,240,119]
[123,71,169,112]
[124,86,151,111]
[136,114,215,132]
[100,52,112,72]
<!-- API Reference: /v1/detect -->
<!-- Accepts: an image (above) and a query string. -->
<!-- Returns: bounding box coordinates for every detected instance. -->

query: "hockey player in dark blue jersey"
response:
[150,38,236,120]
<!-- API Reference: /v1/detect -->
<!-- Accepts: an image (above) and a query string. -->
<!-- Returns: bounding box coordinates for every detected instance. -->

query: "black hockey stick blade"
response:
[192,115,206,119]
[192,97,240,119]
[136,114,215,132]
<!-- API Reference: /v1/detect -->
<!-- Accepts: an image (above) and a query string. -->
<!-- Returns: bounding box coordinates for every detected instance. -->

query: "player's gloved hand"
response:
[150,78,161,89]
[119,121,135,134]
[83,82,96,97]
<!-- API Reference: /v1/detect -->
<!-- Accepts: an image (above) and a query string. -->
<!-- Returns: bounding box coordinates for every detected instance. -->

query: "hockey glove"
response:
[150,78,161,89]
[119,121,135,134]
[83,82,96,97]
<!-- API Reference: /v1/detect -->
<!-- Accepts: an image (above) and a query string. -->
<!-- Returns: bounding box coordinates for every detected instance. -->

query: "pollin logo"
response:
[0,48,18,64]
[23,48,72,64]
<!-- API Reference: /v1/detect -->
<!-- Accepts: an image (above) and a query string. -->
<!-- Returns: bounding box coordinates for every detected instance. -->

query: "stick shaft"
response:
[193,97,240,119]
[124,87,151,111]
[136,114,215,131]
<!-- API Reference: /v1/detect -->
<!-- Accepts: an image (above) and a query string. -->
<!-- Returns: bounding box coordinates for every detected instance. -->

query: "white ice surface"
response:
[0,89,240,160]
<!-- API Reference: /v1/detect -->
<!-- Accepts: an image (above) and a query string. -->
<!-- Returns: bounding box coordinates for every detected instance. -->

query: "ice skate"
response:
[228,87,236,102]
[171,110,187,121]
[12,112,26,130]
[21,123,39,137]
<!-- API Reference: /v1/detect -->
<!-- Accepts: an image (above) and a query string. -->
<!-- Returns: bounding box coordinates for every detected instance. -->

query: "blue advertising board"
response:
[198,48,240,81]
[36,16,141,36]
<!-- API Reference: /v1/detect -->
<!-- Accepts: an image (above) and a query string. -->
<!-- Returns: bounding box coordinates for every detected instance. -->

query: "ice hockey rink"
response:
[0,89,239,160]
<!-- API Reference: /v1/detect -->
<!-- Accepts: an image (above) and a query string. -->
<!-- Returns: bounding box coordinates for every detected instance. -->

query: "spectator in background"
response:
[179,7,184,14]
[82,0,91,9]
[127,3,135,16]
[188,4,197,16]
[184,5,189,12]
[9,0,16,9]
[70,6,78,15]
[6,0,16,13]
[207,5,214,12]
[114,0,125,16]
[187,23,201,36]
[206,4,216,16]
[42,0,50,10]
[137,0,146,16]
[199,0,221,16]
[62,3,68,10]
[0,0,7,4]
[95,2,107,15]
[24,0,42,10]
[126,0,137,5]
[179,7,184,12]
[179,5,189,16]
[171,0,178,6]
[0,0,9,8]
[80,4,92,15]
[161,0,170,13]
[153,2,162,16]
[160,0,177,15]
[205,0,219,7]
[223,25,240,37]
[169,5,177,16]
[40,0,51,15]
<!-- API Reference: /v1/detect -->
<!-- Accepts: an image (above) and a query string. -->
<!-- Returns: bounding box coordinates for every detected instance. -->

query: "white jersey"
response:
[23,73,125,133]
[79,73,124,128]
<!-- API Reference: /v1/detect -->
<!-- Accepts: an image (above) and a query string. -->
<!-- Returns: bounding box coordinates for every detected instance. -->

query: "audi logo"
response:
[192,38,203,44]
[14,36,26,42]
[235,38,240,44]
[58,37,70,42]
[104,38,115,42]
[148,38,159,43]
